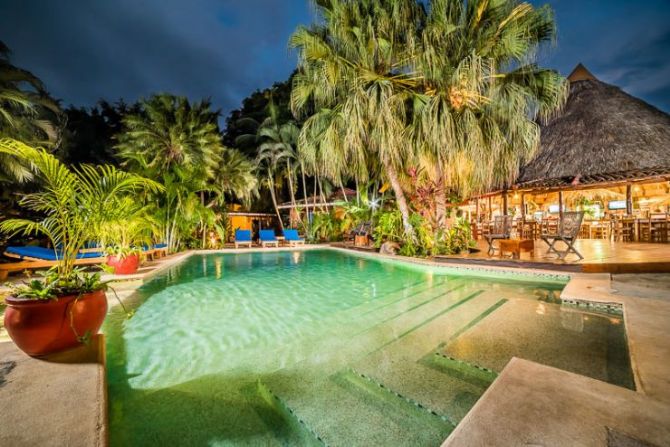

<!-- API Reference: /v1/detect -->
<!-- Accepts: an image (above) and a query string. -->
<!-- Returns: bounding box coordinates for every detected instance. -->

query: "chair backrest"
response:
[492,215,512,236]
[235,229,252,241]
[559,212,585,239]
[283,229,300,240]
[259,229,276,241]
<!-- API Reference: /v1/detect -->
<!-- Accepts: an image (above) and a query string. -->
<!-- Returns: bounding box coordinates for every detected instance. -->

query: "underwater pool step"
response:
[245,381,326,446]
[265,370,453,447]
[332,369,456,427]
[421,353,498,388]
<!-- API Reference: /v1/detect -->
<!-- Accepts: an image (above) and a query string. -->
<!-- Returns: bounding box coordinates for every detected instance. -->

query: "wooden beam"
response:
[488,196,492,220]
[502,190,508,216]
[558,190,564,219]
[521,193,526,223]
[626,184,633,215]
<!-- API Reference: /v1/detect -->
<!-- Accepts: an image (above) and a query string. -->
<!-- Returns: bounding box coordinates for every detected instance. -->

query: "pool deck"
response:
[1,245,669,446]
[434,239,670,273]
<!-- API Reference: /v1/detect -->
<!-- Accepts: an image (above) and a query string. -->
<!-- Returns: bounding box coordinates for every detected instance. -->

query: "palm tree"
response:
[256,141,291,230]
[410,0,567,227]
[290,0,566,237]
[0,41,62,183]
[115,94,224,250]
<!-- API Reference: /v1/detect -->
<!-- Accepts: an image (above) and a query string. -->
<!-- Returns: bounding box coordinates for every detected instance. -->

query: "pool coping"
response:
[2,245,668,446]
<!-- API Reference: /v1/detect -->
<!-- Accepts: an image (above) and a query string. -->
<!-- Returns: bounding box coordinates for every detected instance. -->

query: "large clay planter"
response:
[106,253,140,275]
[3,289,108,357]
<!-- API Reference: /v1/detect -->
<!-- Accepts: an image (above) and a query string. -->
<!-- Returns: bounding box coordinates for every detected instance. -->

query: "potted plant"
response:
[0,139,161,356]
[100,199,156,275]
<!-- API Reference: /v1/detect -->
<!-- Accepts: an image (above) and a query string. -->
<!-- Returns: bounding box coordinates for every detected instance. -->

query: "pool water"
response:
[105,249,634,446]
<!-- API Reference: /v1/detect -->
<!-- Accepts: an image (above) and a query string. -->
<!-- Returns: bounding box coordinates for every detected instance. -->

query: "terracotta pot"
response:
[3,289,108,357]
[106,253,140,275]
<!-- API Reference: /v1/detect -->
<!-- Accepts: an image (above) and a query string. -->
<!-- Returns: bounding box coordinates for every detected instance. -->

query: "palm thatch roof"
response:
[516,64,670,190]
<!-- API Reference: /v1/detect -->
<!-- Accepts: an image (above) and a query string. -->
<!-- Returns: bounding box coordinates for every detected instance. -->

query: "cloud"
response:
[0,0,312,117]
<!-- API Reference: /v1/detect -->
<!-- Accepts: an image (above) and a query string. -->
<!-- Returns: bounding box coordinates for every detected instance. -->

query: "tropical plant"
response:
[115,94,254,250]
[0,41,62,183]
[0,138,162,284]
[290,0,566,238]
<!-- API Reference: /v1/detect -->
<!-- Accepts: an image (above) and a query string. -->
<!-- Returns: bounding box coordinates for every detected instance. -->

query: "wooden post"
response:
[626,184,633,216]
[488,196,492,220]
[558,190,564,219]
[475,198,480,222]
[521,193,526,223]
[502,190,508,216]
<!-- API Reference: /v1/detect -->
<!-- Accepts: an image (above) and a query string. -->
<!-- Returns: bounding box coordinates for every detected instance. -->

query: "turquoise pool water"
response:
[105,249,633,446]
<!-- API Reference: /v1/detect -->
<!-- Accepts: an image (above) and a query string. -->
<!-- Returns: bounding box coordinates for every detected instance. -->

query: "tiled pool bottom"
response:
[104,250,634,446]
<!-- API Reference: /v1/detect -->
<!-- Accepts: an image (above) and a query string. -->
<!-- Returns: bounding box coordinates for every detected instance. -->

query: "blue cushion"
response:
[235,230,252,242]
[5,246,103,261]
[259,229,277,241]
[153,243,168,249]
[283,229,303,241]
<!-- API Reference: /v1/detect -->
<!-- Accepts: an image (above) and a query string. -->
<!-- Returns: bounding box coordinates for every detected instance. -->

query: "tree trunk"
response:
[268,175,284,230]
[318,176,327,212]
[435,166,446,230]
[286,160,301,225]
[300,161,310,226]
[384,160,415,240]
[339,178,348,203]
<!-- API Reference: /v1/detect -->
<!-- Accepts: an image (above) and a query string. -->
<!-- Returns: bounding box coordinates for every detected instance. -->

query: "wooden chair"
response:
[485,215,512,255]
[541,211,585,260]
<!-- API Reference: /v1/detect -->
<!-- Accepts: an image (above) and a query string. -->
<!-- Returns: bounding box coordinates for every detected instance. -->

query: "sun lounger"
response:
[259,229,279,248]
[153,243,168,258]
[234,230,253,248]
[283,229,305,246]
[0,246,106,280]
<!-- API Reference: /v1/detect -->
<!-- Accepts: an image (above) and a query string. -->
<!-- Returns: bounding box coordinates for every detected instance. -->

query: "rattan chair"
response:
[541,211,585,260]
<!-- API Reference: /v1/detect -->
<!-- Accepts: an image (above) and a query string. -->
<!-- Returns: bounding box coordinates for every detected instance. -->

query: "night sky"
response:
[1,0,669,123]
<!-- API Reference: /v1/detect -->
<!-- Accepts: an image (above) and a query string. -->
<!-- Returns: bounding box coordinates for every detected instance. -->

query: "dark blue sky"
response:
[1,0,669,123]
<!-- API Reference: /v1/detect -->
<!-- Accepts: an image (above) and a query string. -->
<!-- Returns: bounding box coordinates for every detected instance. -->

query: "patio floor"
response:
[435,239,670,273]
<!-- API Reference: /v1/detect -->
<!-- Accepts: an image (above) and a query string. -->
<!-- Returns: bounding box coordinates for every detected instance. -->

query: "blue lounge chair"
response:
[153,243,168,257]
[283,229,304,246]
[0,246,106,280]
[234,230,253,248]
[259,229,279,248]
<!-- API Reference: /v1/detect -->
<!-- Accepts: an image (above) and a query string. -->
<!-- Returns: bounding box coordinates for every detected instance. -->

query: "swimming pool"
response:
[105,249,633,446]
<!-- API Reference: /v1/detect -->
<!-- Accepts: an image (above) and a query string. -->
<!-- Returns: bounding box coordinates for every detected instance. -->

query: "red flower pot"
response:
[106,253,140,275]
[3,289,108,357]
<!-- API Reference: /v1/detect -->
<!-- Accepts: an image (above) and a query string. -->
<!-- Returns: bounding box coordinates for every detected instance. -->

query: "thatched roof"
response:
[516,64,670,189]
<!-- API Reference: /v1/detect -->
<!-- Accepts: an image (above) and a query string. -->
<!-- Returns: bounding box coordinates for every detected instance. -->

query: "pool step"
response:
[265,369,453,446]
[352,294,507,421]
[244,381,326,446]
[421,353,498,388]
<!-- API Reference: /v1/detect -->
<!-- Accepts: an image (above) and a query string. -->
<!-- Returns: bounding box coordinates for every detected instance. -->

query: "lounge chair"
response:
[485,215,513,255]
[234,230,253,248]
[541,211,585,260]
[0,246,106,280]
[153,243,168,258]
[259,229,279,248]
[283,229,304,246]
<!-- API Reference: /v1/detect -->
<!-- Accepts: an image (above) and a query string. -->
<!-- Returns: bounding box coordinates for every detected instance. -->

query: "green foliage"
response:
[373,209,473,257]
[308,211,342,242]
[115,94,256,251]
[433,218,475,256]
[0,41,63,183]
[0,138,161,285]
[9,268,107,300]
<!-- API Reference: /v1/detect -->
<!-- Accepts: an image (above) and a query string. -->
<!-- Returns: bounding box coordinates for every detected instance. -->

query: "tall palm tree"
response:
[115,94,224,250]
[290,0,566,237]
[410,0,567,227]
[0,41,62,183]
[256,140,292,229]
